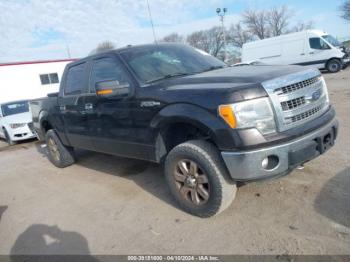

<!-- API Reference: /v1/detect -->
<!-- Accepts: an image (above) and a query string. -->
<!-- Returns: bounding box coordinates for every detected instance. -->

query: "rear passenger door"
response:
[58,61,94,150]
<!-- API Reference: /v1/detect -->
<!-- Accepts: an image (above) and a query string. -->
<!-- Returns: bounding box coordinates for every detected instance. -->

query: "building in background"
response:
[0,59,76,104]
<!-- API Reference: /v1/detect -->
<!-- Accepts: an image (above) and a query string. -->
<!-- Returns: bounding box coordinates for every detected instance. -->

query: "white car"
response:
[0,100,37,145]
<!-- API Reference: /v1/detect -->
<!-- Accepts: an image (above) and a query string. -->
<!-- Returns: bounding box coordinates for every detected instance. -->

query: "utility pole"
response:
[216,7,227,62]
[146,0,157,44]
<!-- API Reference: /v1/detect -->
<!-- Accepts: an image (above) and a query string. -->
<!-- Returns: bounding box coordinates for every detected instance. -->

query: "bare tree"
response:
[90,41,115,55]
[206,27,225,57]
[187,30,211,53]
[187,27,224,58]
[160,33,184,43]
[242,9,270,39]
[290,21,314,32]
[227,22,252,48]
[340,0,350,21]
[96,41,115,52]
[267,5,293,36]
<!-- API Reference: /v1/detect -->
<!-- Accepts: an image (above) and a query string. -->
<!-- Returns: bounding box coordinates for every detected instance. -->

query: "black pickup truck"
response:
[30,43,338,217]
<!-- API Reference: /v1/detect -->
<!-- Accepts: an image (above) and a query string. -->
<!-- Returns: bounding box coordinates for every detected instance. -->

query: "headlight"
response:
[10,123,26,129]
[218,97,276,135]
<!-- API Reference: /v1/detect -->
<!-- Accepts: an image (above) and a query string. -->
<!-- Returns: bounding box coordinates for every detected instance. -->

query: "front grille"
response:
[262,69,329,132]
[285,105,323,124]
[281,96,306,111]
[274,76,320,95]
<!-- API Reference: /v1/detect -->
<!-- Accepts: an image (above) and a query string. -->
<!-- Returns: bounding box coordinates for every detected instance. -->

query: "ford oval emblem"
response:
[311,89,322,101]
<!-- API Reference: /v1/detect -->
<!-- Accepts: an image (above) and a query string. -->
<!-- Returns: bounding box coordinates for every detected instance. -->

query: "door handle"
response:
[309,52,315,54]
[85,103,93,110]
[300,53,305,56]
[60,105,66,111]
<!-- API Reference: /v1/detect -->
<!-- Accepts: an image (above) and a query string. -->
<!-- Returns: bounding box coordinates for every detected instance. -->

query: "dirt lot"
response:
[0,69,349,255]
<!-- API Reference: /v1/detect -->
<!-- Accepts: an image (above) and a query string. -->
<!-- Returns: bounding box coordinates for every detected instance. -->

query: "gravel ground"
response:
[0,69,349,255]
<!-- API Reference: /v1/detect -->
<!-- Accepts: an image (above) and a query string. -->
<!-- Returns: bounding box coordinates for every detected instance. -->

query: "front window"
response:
[322,35,342,47]
[1,101,29,116]
[120,44,226,84]
[309,37,331,50]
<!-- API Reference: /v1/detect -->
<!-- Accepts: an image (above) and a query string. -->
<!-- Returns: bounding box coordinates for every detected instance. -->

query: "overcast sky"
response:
[0,0,349,62]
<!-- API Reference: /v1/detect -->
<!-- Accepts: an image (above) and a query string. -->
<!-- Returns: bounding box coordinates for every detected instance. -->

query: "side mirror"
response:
[95,80,130,97]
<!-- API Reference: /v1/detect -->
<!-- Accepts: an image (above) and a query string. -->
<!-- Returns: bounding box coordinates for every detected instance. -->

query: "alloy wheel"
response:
[173,159,210,205]
[48,138,60,162]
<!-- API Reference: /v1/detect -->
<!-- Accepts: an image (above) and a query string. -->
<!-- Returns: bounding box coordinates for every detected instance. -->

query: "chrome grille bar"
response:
[274,76,320,95]
[262,69,329,132]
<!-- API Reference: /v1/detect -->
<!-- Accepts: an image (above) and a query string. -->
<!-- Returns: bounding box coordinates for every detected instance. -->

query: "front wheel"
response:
[326,59,342,73]
[45,130,75,168]
[164,140,237,217]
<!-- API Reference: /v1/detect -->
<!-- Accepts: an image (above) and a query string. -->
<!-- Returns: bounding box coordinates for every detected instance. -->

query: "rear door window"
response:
[65,62,87,96]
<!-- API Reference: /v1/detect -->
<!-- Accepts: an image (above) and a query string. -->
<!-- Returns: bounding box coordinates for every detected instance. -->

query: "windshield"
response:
[1,101,29,116]
[322,35,342,47]
[120,44,226,84]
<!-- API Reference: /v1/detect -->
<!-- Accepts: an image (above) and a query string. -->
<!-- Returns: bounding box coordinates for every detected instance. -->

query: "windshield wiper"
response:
[201,65,226,73]
[146,72,192,84]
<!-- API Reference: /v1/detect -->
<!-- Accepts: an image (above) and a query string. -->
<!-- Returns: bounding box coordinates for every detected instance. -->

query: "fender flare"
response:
[150,103,230,149]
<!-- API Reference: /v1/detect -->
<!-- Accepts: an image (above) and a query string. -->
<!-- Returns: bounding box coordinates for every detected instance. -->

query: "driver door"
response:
[84,55,138,157]
[307,37,332,67]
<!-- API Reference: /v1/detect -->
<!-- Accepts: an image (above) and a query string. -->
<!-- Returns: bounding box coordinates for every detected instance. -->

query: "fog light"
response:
[262,155,279,170]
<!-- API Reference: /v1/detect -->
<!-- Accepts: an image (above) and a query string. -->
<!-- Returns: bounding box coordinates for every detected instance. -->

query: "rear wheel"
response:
[45,130,75,168]
[4,129,15,146]
[326,59,342,73]
[165,140,237,217]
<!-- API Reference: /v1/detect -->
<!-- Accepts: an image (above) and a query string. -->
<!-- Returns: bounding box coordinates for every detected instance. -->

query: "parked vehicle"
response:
[30,43,338,217]
[0,100,37,145]
[242,30,350,73]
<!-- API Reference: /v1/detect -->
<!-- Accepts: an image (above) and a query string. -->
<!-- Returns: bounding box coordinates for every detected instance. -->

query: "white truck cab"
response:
[0,100,37,145]
[242,30,349,73]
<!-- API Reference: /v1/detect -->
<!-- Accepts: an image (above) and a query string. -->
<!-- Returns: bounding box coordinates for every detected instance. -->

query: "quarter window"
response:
[65,63,87,95]
[39,73,59,85]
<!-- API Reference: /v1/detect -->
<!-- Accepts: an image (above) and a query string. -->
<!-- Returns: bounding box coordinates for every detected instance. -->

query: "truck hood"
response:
[2,112,32,124]
[141,65,312,109]
[159,65,308,91]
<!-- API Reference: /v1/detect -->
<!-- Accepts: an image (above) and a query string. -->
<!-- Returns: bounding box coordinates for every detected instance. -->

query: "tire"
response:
[45,129,75,168]
[164,140,237,217]
[4,129,15,146]
[326,59,342,73]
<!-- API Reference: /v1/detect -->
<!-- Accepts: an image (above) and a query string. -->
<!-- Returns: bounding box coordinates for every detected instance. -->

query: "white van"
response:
[242,30,350,73]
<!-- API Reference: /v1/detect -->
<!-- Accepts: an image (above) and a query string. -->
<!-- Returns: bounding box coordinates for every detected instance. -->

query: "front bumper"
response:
[9,123,37,141]
[221,118,338,182]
